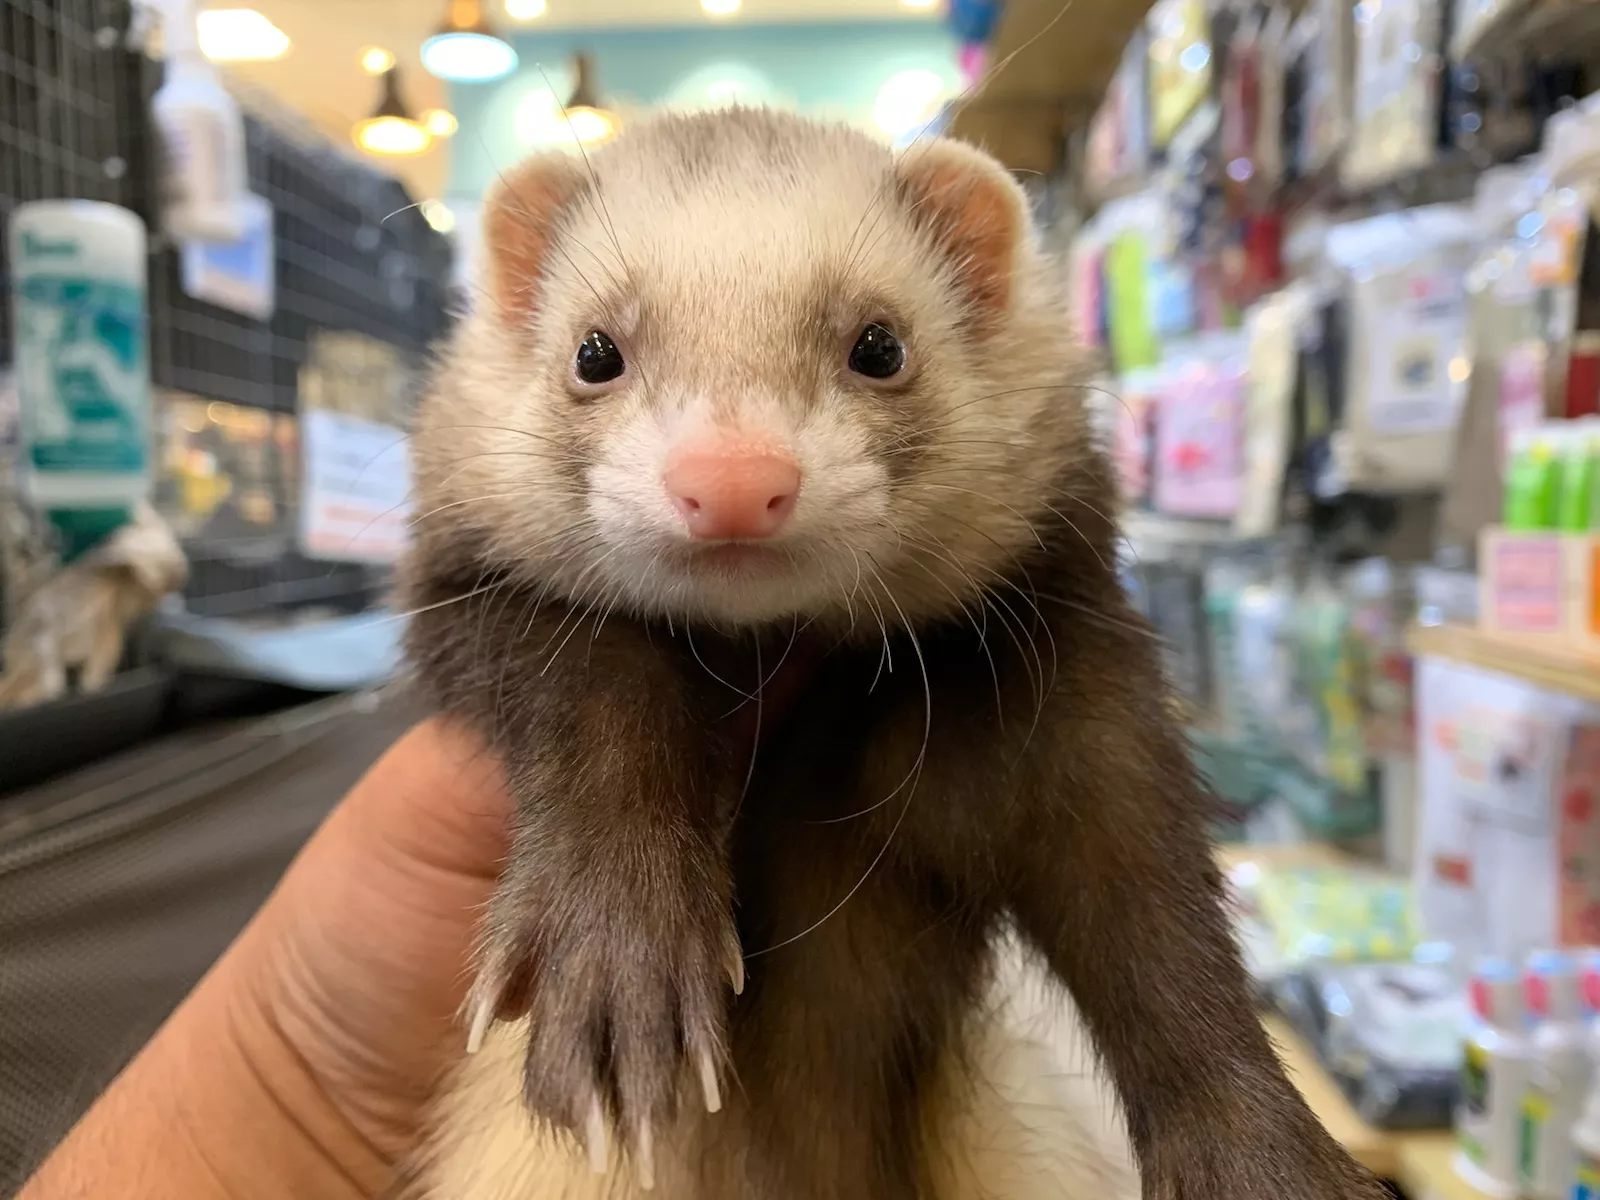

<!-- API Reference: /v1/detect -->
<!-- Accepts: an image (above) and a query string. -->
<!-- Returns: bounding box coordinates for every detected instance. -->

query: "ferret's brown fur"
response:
[402,109,1385,1199]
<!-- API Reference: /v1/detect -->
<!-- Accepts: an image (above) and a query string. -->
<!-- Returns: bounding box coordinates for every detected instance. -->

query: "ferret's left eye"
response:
[848,323,906,380]
[575,330,626,385]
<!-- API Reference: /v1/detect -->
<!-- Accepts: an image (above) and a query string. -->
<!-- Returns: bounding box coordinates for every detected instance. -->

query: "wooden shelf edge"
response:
[1407,624,1600,705]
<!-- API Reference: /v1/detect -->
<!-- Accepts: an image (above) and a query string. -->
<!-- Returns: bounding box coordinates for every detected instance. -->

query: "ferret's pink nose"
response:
[664,446,801,540]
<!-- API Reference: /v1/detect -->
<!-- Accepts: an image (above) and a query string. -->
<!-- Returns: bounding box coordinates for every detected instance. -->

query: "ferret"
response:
[402,108,1385,1200]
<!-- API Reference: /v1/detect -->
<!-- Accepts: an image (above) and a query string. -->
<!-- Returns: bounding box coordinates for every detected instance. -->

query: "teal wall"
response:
[445,21,960,202]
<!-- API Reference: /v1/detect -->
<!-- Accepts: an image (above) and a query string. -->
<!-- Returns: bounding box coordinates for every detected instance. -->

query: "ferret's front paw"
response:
[467,856,741,1189]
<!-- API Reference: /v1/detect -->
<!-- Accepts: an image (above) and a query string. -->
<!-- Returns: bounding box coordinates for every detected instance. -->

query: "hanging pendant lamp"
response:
[422,0,519,83]
[563,52,619,145]
[354,66,432,156]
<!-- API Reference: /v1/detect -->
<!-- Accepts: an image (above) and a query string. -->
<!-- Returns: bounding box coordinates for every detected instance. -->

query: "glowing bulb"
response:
[421,200,457,233]
[425,108,459,137]
[873,68,948,139]
[566,106,619,144]
[505,0,547,17]
[421,31,518,82]
[196,9,290,61]
[702,0,741,15]
[361,46,395,74]
[354,115,431,156]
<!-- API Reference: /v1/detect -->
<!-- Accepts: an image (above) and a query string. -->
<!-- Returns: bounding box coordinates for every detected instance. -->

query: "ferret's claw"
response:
[585,1097,610,1175]
[725,938,745,996]
[636,1120,656,1191]
[698,1046,723,1114]
[465,992,493,1055]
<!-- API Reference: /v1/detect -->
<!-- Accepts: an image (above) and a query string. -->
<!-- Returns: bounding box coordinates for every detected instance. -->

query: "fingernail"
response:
[698,1047,722,1114]
[466,995,492,1055]
[586,1097,609,1175]
[637,1120,656,1191]
[726,941,745,996]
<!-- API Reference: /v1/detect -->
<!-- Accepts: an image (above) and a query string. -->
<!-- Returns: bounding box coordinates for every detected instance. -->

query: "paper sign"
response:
[298,408,410,564]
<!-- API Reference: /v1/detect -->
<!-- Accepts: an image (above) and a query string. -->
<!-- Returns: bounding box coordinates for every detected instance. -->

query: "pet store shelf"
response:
[1395,1138,1496,1200]
[1407,624,1600,705]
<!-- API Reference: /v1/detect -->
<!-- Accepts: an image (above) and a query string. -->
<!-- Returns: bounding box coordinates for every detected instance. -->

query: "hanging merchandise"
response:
[1286,568,1371,803]
[1152,334,1247,520]
[1113,366,1160,506]
[1101,194,1167,373]
[151,0,251,242]
[1252,7,1292,198]
[1087,29,1151,197]
[1452,0,1535,63]
[1236,283,1314,540]
[1525,99,1600,424]
[1441,164,1544,548]
[1342,0,1446,191]
[1324,205,1479,493]
[1147,0,1214,151]
[1288,0,1353,182]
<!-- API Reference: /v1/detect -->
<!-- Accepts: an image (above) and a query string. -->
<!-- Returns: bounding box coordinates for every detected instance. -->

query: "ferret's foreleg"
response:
[408,586,743,1186]
[998,600,1386,1200]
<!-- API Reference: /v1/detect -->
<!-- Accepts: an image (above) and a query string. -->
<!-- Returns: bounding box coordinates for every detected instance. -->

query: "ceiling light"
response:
[564,52,619,145]
[354,67,432,156]
[361,46,395,74]
[196,9,290,62]
[421,200,457,233]
[422,0,519,82]
[701,0,741,15]
[505,0,547,17]
[424,108,459,136]
[873,67,949,139]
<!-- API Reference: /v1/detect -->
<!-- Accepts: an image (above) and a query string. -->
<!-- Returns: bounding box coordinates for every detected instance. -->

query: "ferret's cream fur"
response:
[419,936,1137,1200]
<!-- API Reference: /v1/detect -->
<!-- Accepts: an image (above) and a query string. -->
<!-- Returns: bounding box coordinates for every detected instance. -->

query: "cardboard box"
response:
[1413,656,1600,959]
[1479,527,1600,644]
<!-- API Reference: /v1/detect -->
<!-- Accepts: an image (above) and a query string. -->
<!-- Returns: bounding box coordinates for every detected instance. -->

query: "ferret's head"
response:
[414,108,1094,632]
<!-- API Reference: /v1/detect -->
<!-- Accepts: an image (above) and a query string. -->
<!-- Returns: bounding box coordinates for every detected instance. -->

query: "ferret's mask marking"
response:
[413,113,1085,634]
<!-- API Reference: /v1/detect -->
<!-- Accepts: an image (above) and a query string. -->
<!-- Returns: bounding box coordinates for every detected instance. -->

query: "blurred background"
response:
[3,0,1600,1196]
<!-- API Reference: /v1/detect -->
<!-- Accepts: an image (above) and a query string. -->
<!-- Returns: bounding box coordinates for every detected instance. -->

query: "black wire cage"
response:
[1,0,455,623]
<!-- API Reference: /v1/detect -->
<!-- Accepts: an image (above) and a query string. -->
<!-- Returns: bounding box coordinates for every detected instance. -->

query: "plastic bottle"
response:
[1557,419,1600,531]
[150,0,248,242]
[1457,957,1532,1198]
[1571,956,1600,1198]
[6,201,152,559]
[1520,951,1594,1198]
[1504,424,1563,530]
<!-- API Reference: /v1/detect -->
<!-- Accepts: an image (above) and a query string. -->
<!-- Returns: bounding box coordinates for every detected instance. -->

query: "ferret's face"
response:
[414,112,1087,632]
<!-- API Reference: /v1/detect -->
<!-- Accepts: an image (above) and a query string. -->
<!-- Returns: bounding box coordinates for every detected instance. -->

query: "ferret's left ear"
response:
[895,138,1030,320]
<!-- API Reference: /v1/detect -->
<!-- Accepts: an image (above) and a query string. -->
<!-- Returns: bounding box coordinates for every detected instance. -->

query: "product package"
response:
[1323,205,1479,493]
[1237,283,1315,539]
[1441,164,1545,549]
[1413,656,1600,962]
[1148,0,1214,151]
[1342,0,1446,191]
[1273,957,1465,1130]
[1152,335,1248,519]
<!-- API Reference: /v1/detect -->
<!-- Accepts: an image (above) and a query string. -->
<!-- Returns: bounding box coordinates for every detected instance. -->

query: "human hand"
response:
[20,717,513,1200]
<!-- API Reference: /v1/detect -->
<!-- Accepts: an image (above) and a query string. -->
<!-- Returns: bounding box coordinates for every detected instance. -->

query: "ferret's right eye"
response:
[574,330,626,386]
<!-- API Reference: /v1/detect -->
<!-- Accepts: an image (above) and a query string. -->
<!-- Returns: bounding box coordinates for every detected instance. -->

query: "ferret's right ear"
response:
[481,155,590,327]
[895,138,1030,321]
